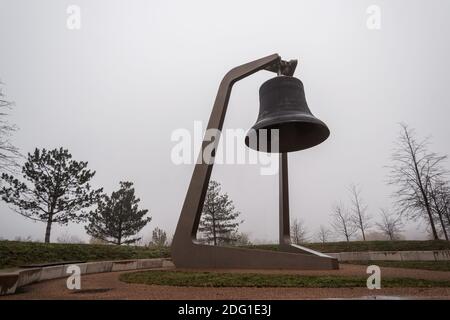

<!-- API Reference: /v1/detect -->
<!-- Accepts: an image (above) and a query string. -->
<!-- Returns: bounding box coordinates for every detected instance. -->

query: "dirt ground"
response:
[1,264,450,300]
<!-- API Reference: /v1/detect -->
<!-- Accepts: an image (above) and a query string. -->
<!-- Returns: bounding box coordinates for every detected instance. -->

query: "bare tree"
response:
[438,183,450,233]
[428,179,450,240]
[375,209,404,240]
[316,225,332,243]
[387,124,447,240]
[290,218,309,244]
[331,203,357,242]
[0,82,20,173]
[348,183,371,241]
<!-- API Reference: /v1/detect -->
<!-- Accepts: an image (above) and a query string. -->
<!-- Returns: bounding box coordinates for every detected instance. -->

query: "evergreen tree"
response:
[150,227,168,247]
[198,180,242,245]
[0,148,102,243]
[85,181,151,245]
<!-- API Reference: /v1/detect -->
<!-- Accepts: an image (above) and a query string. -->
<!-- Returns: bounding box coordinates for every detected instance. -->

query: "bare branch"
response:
[290,218,309,244]
[316,225,332,243]
[0,82,20,173]
[331,202,358,242]
[386,123,447,240]
[375,209,404,240]
[348,183,371,240]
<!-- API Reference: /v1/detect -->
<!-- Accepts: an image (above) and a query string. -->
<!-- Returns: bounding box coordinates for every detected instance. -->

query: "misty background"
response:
[0,0,449,243]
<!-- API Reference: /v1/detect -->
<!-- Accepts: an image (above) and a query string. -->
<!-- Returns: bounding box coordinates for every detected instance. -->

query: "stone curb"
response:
[328,250,450,262]
[0,258,174,296]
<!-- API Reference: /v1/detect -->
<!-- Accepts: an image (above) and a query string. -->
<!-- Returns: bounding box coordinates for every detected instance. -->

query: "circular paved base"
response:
[1,264,449,300]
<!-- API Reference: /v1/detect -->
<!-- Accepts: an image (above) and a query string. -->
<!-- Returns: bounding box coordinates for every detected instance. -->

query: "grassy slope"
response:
[2,240,450,270]
[120,270,450,288]
[0,240,170,269]
[246,240,450,253]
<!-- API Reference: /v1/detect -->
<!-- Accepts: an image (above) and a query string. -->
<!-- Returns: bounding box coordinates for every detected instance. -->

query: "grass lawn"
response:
[246,240,450,253]
[120,270,450,288]
[0,240,170,269]
[345,261,450,272]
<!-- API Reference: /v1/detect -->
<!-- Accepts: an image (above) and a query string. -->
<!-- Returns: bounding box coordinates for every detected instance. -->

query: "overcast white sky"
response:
[0,0,449,243]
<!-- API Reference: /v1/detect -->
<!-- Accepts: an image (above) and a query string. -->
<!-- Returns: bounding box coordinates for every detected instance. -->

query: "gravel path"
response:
[1,264,449,300]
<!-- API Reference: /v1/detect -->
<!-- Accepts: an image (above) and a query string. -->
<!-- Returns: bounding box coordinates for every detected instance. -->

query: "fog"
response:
[0,0,449,243]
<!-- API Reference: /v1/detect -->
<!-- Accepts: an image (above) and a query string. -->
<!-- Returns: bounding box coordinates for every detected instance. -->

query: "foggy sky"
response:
[0,0,449,243]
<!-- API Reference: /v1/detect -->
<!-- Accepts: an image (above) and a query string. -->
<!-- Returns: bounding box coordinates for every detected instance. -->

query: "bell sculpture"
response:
[171,54,339,270]
[245,76,330,153]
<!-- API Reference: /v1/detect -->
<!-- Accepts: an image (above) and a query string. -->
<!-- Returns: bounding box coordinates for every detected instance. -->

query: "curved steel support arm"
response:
[172,54,282,244]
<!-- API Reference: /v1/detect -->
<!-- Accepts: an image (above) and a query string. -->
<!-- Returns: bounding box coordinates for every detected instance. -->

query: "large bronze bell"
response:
[245,76,329,153]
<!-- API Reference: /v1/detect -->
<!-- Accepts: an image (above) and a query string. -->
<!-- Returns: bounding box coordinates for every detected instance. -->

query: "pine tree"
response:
[0,148,102,243]
[198,180,242,245]
[85,181,151,245]
[150,227,168,247]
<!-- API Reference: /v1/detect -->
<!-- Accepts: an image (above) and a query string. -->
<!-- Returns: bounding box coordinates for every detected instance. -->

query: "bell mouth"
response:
[245,117,330,153]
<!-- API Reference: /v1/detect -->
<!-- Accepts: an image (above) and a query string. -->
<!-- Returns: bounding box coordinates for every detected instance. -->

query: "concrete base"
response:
[172,243,339,270]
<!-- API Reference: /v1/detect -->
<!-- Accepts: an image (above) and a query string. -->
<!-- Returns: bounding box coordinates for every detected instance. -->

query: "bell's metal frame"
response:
[171,54,338,269]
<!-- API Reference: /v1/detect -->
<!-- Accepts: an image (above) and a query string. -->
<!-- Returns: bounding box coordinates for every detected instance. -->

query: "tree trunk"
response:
[445,211,450,238]
[417,177,439,240]
[437,212,449,240]
[360,218,366,241]
[344,223,349,242]
[117,207,123,245]
[406,129,439,240]
[212,212,217,246]
[431,192,449,241]
[45,216,52,243]
[425,205,439,240]
[117,228,122,245]
[415,171,438,239]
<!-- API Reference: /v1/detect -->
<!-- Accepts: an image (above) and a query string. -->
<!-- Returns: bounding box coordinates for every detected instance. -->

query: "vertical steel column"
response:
[279,152,291,246]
